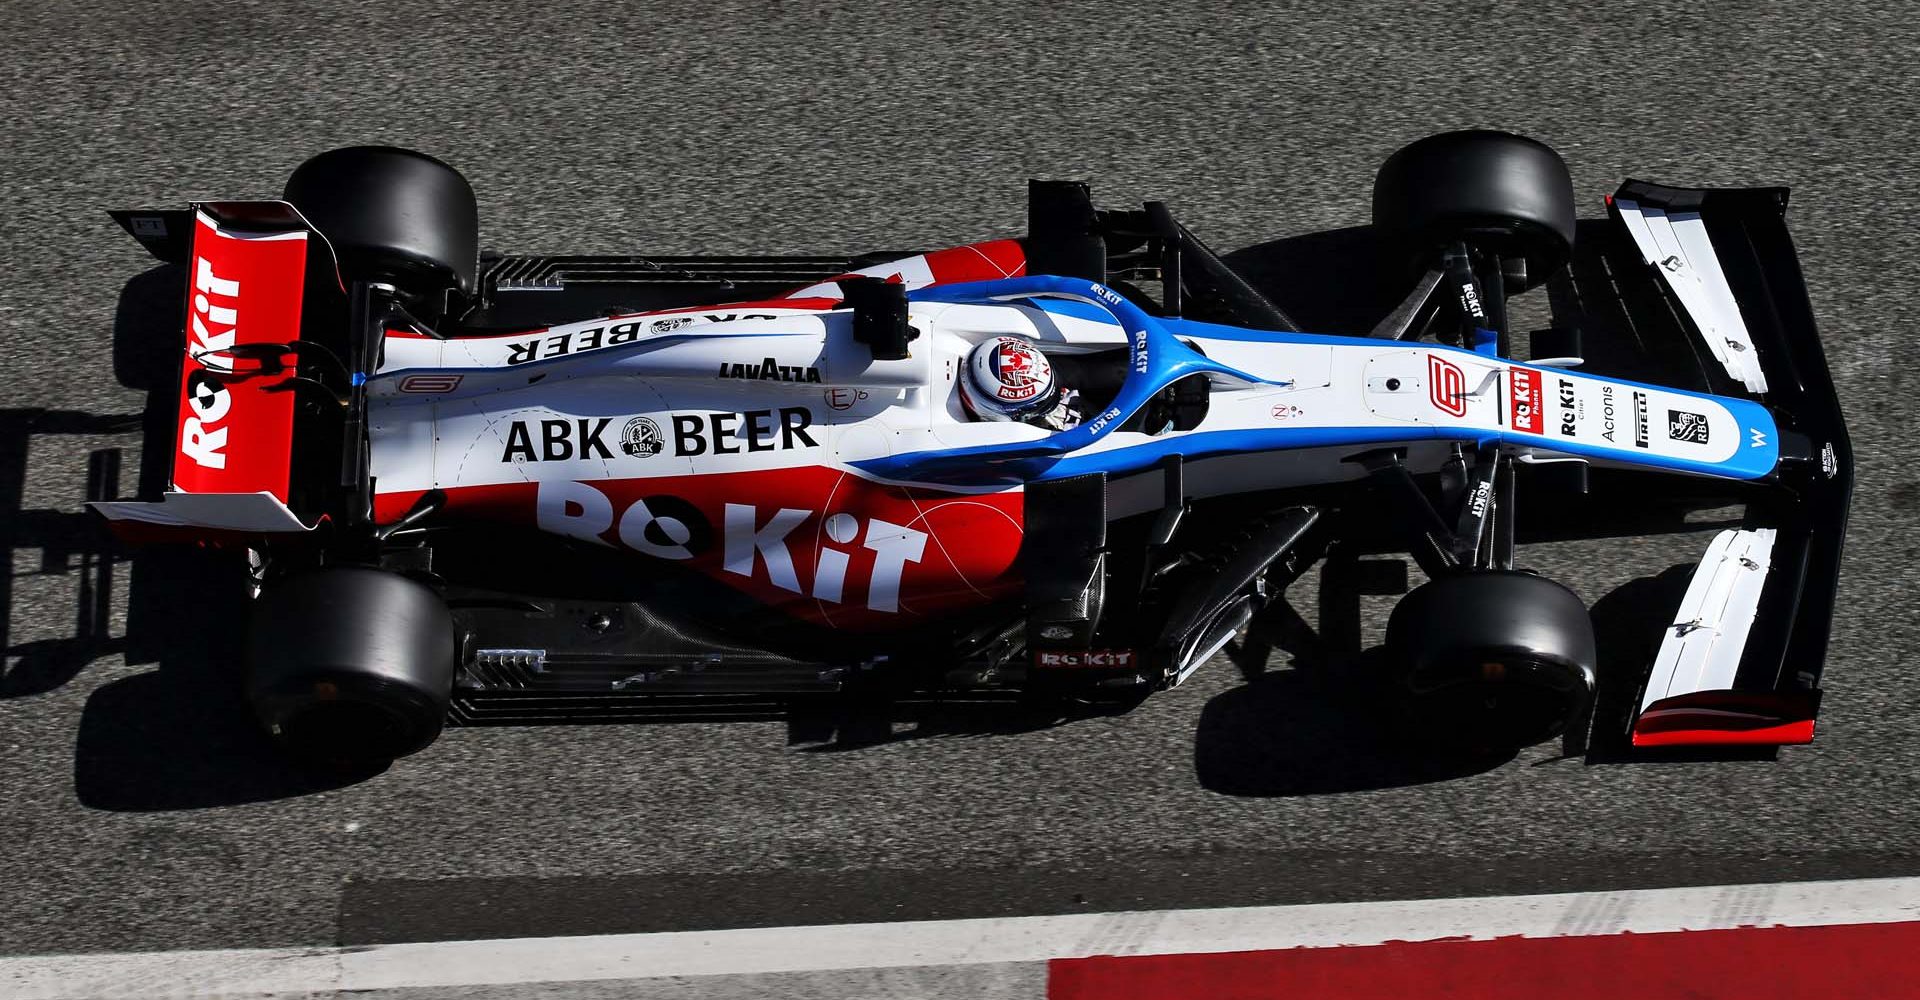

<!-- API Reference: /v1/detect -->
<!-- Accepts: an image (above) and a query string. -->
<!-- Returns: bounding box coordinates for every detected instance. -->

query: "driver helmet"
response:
[960,336,1059,423]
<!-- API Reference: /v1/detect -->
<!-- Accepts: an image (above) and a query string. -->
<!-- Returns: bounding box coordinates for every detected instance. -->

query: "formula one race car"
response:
[95,131,1851,766]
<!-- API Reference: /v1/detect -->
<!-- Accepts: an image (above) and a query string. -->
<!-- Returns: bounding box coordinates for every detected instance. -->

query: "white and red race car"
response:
[95,132,1850,767]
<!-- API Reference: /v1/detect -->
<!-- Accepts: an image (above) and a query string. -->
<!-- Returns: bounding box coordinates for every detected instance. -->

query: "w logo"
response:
[1428,355,1468,417]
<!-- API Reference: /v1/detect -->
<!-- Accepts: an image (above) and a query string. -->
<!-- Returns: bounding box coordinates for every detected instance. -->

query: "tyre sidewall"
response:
[245,566,455,763]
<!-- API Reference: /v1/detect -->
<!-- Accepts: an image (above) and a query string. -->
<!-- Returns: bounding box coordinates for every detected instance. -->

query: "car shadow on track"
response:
[2,264,383,811]
[1191,559,1775,798]
[1220,225,1402,338]
[789,695,1141,751]
[1192,655,1516,798]
[1,264,189,706]
[0,409,138,700]
[1579,564,1779,766]
[73,543,383,812]
[448,689,1136,752]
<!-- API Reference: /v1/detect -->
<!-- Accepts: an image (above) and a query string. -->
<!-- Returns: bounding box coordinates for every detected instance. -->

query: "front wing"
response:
[1607,182,1851,747]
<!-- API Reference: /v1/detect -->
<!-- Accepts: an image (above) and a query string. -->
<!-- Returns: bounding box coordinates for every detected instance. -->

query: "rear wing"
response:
[92,204,323,542]
[1606,182,1852,747]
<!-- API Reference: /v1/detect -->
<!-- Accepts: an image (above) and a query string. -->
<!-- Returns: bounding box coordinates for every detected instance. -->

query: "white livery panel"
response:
[1639,528,1777,715]
[1614,197,1768,393]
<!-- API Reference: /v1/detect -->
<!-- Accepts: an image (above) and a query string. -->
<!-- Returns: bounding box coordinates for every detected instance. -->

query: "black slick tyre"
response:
[1384,570,1597,749]
[283,146,480,302]
[1371,130,1577,288]
[245,567,456,765]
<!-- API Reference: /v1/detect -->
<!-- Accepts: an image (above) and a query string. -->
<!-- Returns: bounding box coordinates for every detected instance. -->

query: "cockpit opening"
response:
[958,335,1209,435]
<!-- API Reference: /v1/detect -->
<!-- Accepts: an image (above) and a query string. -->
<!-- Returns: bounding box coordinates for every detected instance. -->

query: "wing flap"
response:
[1612,196,1768,392]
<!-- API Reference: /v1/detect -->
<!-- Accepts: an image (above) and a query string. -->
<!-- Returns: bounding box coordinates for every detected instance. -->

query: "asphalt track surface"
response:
[2,0,1918,965]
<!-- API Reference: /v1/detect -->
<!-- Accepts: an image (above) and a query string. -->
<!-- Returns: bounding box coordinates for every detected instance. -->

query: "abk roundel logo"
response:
[620,416,665,457]
[1428,354,1468,417]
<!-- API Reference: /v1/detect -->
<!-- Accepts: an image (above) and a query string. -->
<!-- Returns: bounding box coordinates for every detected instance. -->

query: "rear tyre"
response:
[245,567,455,765]
[283,146,479,304]
[1371,130,1577,289]
[1384,570,1596,749]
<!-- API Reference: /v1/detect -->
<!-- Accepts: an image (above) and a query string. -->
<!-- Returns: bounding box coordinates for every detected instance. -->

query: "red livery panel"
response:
[1509,366,1542,433]
[388,468,1026,631]
[172,212,309,499]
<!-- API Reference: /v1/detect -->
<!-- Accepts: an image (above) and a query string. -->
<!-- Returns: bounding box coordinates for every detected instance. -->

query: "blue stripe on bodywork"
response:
[853,277,1286,481]
[863,277,1778,485]
[1035,420,1777,483]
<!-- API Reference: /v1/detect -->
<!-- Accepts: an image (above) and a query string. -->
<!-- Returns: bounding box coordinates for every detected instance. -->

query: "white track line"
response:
[6,876,1920,999]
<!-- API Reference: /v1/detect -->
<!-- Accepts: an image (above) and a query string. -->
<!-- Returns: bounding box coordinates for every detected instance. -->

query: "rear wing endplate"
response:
[93,203,324,542]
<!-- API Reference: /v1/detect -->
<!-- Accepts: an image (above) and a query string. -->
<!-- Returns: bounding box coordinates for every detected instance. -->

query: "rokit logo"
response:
[717,357,823,383]
[1508,367,1542,434]
[504,312,779,366]
[180,257,241,468]
[1460,282,1485,320]
[1467,479,1493,518]
[984,339,1049,402]
[505,407,820,461]
[1669,409,1711,444]
[1034,650,1138,668]
[535,484,929,613]
[1556,378,1579,436]
[1428,355,1468,417]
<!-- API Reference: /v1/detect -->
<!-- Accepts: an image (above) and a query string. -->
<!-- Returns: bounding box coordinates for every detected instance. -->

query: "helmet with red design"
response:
[960,336,1059,423]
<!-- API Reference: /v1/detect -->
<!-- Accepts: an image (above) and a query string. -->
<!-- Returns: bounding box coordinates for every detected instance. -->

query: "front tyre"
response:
[1371,129,1577,289]
[245,567,455,765]
[1384,570,1596,749]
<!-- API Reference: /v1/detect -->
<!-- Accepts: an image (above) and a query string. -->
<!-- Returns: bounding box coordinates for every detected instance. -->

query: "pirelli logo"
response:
[1429,355,1467,417]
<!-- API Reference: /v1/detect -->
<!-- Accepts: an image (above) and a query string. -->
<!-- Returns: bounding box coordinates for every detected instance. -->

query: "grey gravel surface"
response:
[3,0,1919,960]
